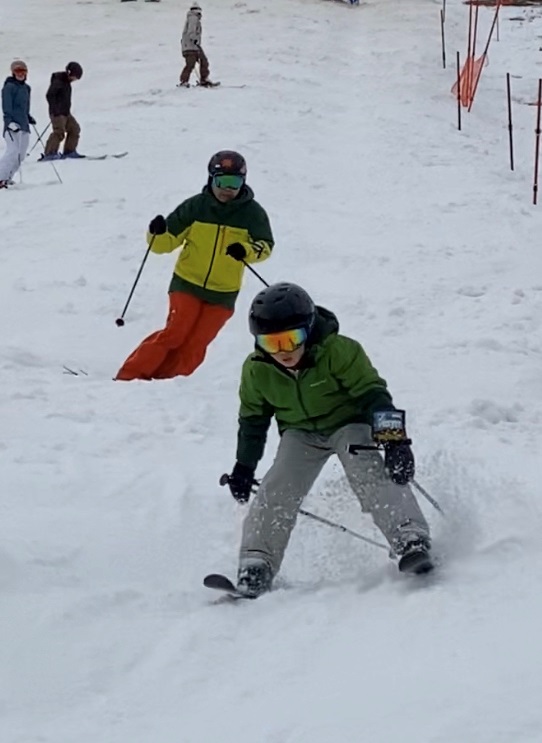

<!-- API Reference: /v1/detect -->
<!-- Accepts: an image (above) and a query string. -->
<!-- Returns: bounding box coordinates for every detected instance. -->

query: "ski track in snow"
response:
[1,0,542,741]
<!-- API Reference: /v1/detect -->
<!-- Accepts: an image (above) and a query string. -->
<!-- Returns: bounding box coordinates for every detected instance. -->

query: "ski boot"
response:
[198,79,220,88]
[397,538,433,575]
[62,150,85,159]
[38,152,62,162]
[237,558,273,598]
[177,81,190,88]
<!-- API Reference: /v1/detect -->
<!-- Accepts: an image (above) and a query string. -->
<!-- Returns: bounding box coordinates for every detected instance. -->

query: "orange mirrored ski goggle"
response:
[256,327,308,354]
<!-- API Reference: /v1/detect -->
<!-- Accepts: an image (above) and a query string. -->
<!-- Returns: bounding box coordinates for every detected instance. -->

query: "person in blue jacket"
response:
[0,60,36,189]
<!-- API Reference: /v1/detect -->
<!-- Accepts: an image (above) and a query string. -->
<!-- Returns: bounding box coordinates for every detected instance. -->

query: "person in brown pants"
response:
[41,61,84,161]
[179,3,216,87]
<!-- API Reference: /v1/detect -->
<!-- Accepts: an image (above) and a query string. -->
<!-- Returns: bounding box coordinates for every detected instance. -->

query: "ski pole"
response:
[219,473,388,551]
[31,124,62,184]
[412,479,445,516]
[115,235,156,326]
[241,259,270,287]
[27,122,51,156]
[347,444,446,516]
[298,508,388,550]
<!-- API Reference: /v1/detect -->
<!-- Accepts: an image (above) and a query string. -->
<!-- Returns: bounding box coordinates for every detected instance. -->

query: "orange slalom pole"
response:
[466,2,474,104]
[468,0,502,112]
[469,2,480,107]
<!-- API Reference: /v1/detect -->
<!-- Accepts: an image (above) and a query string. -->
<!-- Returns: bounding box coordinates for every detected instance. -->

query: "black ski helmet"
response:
[249,283,316,337]
[66,61,83,79]
[207,150,247,178]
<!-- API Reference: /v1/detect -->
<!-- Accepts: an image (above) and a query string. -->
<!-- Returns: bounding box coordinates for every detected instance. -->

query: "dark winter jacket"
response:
[150,185,274,309]
[236,308,394,469]
[2,76,32,134]
[46,72,72,117]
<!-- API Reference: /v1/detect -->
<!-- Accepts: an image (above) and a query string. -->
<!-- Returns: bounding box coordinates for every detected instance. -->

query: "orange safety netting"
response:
[452,55,486,107]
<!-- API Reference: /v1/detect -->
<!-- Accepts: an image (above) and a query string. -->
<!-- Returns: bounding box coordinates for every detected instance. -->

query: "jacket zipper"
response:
[294,374,315,427]
[254,356,316,428]
[203,225,222,288]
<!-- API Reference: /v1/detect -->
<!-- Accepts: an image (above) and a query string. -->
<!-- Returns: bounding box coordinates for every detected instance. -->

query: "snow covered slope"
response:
[1,0,542,741]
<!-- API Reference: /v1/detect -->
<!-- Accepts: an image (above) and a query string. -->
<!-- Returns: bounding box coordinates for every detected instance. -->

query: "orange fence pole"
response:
[468,1,502,112]
[469,2,480,107]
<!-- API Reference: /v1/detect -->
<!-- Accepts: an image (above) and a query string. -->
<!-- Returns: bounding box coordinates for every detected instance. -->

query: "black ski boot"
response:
[198,79,220,88]
[237,559,273,598]
[398,539,433,575]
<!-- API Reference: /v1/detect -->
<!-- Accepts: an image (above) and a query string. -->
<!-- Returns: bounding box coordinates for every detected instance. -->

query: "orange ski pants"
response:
[115,291,233,381]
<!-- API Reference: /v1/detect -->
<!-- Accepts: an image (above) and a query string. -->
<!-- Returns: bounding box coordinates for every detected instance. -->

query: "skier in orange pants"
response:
[115,150,274,381]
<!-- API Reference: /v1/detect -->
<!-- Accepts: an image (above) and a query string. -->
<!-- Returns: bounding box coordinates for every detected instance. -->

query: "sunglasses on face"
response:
[212,173,244,190]
[13,68,27,74]
[256,327,308,354]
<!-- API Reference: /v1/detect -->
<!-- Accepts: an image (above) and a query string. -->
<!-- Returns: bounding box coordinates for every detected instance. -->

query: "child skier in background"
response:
[178,3,217,88]
[40,61,84,161]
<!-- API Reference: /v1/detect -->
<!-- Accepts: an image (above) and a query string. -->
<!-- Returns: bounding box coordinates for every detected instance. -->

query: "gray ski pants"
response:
[239,423,430,576]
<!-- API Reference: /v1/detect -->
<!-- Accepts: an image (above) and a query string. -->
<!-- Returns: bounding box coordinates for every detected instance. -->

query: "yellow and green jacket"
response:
[149,185,274,309]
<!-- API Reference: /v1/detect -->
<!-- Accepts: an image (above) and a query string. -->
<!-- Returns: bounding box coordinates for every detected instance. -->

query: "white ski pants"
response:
[239,423,430,576]
[0,129,30,181]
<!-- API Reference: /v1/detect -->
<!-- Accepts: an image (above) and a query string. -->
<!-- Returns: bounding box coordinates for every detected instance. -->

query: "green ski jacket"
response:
[236,307,394,468]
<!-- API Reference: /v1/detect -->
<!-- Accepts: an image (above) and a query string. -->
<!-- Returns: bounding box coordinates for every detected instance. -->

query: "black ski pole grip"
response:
[347,444,380,455]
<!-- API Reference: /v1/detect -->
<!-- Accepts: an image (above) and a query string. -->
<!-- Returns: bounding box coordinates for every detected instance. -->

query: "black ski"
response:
[177,82,247,90]
[82,152,128,161]
[203,573,249,598]
[39,152,128,163]
[62,365,89,376]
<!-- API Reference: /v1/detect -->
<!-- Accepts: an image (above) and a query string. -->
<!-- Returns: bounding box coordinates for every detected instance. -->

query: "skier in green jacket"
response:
[224,282,432,598]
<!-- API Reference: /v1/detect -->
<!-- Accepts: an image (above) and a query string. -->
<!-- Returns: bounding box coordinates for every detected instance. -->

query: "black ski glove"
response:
[28,115,36,126]
[226,242,247,261]
[148,214,167,235]
[384,442,415,485]
[227,462,255,503]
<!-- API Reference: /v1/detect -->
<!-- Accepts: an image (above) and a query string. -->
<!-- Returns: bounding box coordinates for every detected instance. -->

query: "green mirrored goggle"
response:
[212,173,245,190]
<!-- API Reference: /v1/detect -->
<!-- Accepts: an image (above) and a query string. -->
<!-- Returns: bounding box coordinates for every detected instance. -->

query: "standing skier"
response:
[40,61,83,161]
[224,283,433,598]
[115,150,274,381]
[179,3,216,87]
[0,60,36,189]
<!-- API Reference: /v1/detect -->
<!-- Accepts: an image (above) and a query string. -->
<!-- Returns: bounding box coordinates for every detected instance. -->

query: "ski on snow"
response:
[39,152,128,163]
[203,573,250,599]
[83,152,129,160]
[63,365,89,376]
[176,82,247,90]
